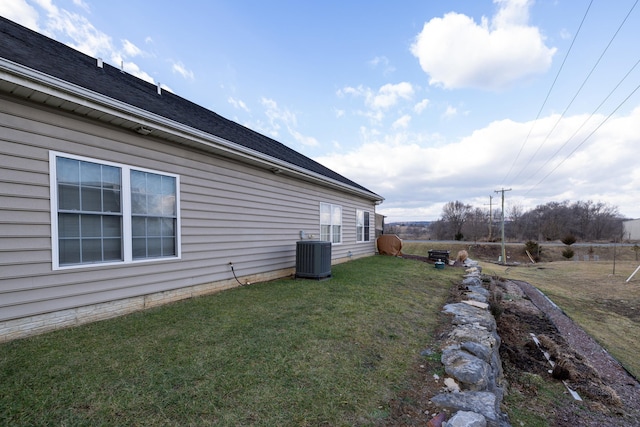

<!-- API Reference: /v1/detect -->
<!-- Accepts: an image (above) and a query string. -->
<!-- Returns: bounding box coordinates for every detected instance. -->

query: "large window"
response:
[356,210,370,242]
[131,170,177,259]
[320,203,342,244]
[51,152,180,268]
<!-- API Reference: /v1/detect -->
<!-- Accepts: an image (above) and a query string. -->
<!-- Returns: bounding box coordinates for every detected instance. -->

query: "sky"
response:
[2,0,640,222]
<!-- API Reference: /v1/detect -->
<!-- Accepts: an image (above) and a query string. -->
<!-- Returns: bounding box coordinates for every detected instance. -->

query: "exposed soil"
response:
[383,256,640,426]
[497,278,640,426]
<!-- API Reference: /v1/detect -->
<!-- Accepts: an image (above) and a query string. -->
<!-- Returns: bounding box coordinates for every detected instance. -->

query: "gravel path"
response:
[511,279,640,421]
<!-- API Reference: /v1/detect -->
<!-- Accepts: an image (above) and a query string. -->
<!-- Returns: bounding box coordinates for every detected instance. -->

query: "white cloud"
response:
[337,82,415,124]
[172,61,195,80]
[228,97,250,112]
[368,55,396,75]
[392,114,412,129]
[442,105,458,119]
[414,98,430,114]
[0,0,40,31]
[315,108,640,222]
[289,128,319,147]
[338,82,414,110]
[259,98,318,147]
[370,82,414,109]
[71,0,90,13]
[411,0,556,90]
[122,39,142,57]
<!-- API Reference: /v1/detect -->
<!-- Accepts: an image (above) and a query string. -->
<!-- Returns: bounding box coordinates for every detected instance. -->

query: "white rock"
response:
[444,377,461,393]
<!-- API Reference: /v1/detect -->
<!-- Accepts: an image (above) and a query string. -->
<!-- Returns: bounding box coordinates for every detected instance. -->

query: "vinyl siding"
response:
[0,95,378,332]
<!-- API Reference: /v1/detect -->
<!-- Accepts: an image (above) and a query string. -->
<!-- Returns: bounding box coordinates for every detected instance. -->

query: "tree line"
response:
[428,200,625,242]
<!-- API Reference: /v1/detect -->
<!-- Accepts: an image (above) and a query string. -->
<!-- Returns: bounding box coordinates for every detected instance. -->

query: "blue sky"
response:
[2,0,640,222]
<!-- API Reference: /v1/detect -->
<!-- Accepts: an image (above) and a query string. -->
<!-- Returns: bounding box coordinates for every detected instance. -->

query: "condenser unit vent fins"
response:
[295,240,332,279]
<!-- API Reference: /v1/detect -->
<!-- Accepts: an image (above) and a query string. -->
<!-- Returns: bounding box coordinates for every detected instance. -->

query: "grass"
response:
[0,255,461,426]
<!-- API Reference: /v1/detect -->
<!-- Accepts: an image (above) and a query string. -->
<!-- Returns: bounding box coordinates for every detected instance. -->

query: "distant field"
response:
[402,241,640,380]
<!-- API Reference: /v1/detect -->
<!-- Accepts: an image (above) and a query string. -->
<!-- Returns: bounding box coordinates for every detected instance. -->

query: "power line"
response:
[501,0,594,185]
[513,0,639,186]
[524,80,640,195]
[522,54,640,189]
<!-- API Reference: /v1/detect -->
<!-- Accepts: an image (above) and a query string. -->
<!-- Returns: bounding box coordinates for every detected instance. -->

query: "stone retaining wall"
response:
[430,262,511,427]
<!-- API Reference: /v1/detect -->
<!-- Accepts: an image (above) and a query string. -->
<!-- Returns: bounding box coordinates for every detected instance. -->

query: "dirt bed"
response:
[499,278,640,426]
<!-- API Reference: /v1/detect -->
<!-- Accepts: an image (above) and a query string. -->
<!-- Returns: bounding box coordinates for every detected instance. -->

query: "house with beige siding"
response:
[0,17,383,342]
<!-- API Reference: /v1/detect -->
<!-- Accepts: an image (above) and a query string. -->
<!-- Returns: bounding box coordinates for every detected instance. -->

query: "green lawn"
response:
[0,255,460,426]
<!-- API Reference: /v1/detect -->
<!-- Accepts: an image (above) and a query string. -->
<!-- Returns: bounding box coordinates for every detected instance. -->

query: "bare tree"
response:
[507,203,525,240]
[428,219,448,240]
[462,207,489,242]
[441,200,473,240]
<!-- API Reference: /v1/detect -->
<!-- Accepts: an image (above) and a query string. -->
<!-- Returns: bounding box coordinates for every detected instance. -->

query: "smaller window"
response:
[356,210,370,242]
[320,203,342,244]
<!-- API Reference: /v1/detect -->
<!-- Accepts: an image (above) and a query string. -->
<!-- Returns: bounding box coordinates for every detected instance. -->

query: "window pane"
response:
[131,193,146,215]
[148,194,162,215]
[332,225,341,243]
[82,238,102,262]
[162,176,176,195]
[320,204,331,224]
[147,173,162,194]
[81,186,102,212]
[161,218,175,236]
[59,239,80,265]
[81,214,102,237]
[103,238,122,261]
[102,165,121,188]
[103,189,121,213]
[147,238,162,257]
[162,237,176,256]
[147,217,161,236]
[321,225,331,241]
[132,237,147,259]
[58,184,80,210]
[80,161,101,186]
[103,215,122,238]
[56,158,79,184]
[131,170,146,194]
[132,216,146,237]
[332,206,342,225]
[162,194,176,216]
[58,214,80,238]
[162,177,176,215]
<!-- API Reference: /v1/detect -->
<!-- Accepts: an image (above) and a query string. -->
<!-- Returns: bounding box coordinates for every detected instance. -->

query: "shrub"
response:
[561,234,577,246]
[562,247,574,259]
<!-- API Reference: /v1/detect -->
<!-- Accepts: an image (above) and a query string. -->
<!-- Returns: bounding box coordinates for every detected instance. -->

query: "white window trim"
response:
[49,151,181,270]
[356,209,370,243]
[319,202,342,245]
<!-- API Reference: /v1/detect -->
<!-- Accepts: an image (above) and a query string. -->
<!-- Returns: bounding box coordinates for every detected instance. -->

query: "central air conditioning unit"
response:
[295,240,332,279]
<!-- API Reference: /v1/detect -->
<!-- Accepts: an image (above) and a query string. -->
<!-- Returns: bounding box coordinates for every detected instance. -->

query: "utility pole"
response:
[494,188,512,264]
